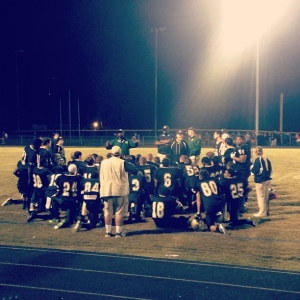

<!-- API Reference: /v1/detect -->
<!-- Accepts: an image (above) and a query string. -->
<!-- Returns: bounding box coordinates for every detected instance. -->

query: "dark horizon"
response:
[1,0,300,135]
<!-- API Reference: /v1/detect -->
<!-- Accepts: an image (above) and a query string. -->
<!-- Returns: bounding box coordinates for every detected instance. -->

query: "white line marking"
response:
[0,262,300,295]
[0,283,148,299]
[0,245,299,276]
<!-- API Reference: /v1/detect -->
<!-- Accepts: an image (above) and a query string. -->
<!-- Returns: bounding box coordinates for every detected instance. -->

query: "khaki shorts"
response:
[103,196,128,217]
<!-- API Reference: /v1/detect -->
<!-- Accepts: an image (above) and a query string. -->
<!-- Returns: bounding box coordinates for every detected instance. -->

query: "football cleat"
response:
[247,218,257,227]
[54,220,68,230]
[105,232,113,238]
[1,198,12,206]
[72,220,82,233]
[218,223,228,235]
[27,212,36,223]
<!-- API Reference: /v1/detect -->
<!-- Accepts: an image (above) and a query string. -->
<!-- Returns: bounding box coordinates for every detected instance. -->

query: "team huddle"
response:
[8,126,273,237]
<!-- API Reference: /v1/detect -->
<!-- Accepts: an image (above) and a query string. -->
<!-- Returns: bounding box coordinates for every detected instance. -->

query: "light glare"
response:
[220,0,293,55]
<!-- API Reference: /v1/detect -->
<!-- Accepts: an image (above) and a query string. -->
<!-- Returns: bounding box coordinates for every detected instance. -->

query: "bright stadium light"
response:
[220,0,293,139]
[220,0,293,55]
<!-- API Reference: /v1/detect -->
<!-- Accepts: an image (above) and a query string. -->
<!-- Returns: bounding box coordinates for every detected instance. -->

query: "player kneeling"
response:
[193,170,228,234]
[127,172,147,222]
[73,171,102,232]
[150,186,183,228]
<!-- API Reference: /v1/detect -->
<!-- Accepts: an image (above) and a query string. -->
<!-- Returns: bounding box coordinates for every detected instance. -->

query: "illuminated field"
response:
[1,146,300,271]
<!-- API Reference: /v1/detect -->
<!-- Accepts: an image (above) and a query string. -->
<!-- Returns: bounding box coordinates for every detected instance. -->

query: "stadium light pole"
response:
[151,27,165,140]
[14,49,24,138]
[255,39,259,141]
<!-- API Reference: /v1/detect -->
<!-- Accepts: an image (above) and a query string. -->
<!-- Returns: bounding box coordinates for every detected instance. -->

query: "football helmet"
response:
[269,187,278,200]
[189,215,206,231]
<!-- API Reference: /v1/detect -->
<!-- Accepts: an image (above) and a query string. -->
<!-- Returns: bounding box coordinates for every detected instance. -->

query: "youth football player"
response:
[51,164,82,229]
[27,158,52,222]
[150,185,183,228]
[194,170,228,234]
[219,168,256,227]
[154,158,182,199]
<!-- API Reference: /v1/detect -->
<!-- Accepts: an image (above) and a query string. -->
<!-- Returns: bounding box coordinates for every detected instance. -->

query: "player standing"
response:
[154,125,174,162]
[187,127,201,165]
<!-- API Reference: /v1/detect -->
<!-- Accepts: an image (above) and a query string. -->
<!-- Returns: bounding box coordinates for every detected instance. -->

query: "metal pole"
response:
[279,93,283,132]
[59,99,62,136]
[151,27,165,140]
[154,29,158,140]
[69,89,71,139]
[280,93,284,145]
[255,39,259,143]
[78,98,81,141]
[14,50,24,138]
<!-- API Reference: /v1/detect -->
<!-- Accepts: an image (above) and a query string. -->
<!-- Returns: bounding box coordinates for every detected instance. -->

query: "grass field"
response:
[1,146,300,272]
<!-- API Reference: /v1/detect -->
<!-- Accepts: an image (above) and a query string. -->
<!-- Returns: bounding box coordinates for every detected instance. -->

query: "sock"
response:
[105,225,111,233]
[116,226,122,234]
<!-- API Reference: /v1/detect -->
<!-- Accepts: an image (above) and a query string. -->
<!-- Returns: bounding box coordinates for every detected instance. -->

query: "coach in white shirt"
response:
[100,146,137,238]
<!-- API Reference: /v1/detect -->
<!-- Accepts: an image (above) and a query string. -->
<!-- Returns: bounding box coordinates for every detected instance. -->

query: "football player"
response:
[128,169,148,221]
[200,157,222,178]
[39,137,53,169]
[13,160,31,210]
[213,130,226,165]
[78,155,99,179]
[136,156,156,197]
[181,156,200,210]
[219,168,256,227]
[150,185,183,228]
[45,164,65,222]
[68,151,85,170]
[51,164,82,229]
[20,138,42,210]
[222,137,235,166]
[51,132,60,154]
[194,170,228,234]
[52,136,66,163]
[232,135,251,181]
[75,171,102,232]
[154,158,182,199]
[232,134,252,211]
[146,153,160,168]
[27,158,52,222]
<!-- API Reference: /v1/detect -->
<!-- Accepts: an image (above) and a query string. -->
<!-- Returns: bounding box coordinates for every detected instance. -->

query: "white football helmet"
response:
[190,217,206,231]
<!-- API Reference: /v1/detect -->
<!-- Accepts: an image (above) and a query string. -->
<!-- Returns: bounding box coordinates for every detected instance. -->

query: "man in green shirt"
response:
[187,127,201,165]
[105,129,138,156]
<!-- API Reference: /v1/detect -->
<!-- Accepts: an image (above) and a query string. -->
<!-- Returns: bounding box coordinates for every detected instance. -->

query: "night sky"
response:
[1,0,300,134]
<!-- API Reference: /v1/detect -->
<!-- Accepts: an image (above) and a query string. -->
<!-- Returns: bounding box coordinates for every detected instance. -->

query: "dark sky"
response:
[1,0,300,134]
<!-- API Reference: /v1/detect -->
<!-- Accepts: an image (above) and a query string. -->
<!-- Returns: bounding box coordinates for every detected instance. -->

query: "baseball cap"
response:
[162,125,169,131]
[111,145,122,156]
[116,129,124,134]
[177,130,184,135]
[188,127,195,131]
[68,164,77,174]
[57,136,64,142]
